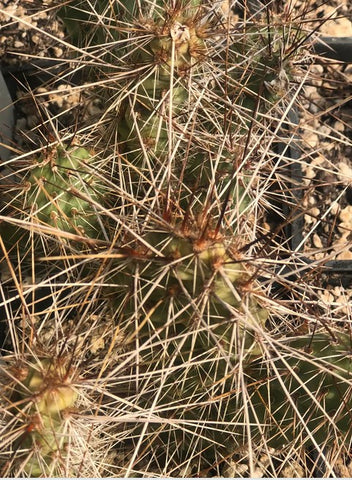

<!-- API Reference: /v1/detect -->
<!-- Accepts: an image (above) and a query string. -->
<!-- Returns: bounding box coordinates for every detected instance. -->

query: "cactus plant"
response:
[242,331,352,448]
[1,0,352,477]
[3,356,78,477]
[0,143,108,261]
[0,286,130,477]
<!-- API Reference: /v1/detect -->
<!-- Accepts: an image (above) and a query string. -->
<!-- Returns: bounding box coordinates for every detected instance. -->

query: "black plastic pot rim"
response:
[279,109,352,282]
[313,36,352,63]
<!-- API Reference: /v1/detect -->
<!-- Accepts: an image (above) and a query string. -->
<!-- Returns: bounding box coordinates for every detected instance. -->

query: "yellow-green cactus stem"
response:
[0,144,106,250]
[117,1,207,165]
[108,226,267,362]
[9,357,78,477]
[20,358,78,415]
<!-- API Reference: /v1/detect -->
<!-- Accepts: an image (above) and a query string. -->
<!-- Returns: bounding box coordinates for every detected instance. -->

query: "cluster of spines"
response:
[0,355,77,477]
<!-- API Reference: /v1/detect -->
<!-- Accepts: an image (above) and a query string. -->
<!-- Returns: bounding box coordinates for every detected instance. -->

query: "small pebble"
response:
[334,121,345,133]
[305,166,316,179]
[304,214,314,225]
[321,290,334,304]
[31,34,41,44]
[310,206,320,218]
[319,125,332,137]
[14,40,24,48]
[338,162,352,184]
[339,205,352,224]
[330,202,340,215]
[52,46,64,58]
[304,132,319,148]
[313,233,323,249]
[336,250,352,260]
